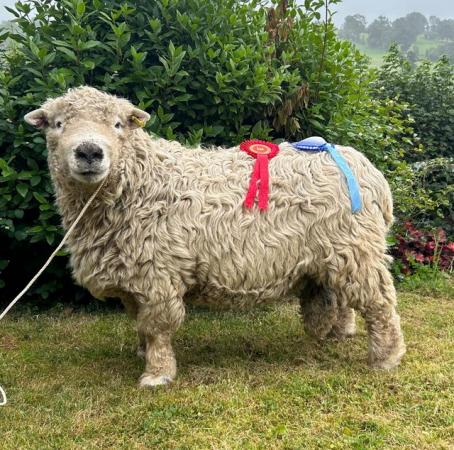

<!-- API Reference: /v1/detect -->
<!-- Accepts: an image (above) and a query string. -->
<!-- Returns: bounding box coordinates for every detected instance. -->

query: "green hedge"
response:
[373,45,454,235]
[0,0,444,304]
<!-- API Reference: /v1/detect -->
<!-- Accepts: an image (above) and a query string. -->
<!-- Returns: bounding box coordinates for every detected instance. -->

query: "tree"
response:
[437,19,454,41]
[405,12,428,35]
[339,14,366,43]
[428,15,441,39]
[367,16,392,49]
[391,16,420,51]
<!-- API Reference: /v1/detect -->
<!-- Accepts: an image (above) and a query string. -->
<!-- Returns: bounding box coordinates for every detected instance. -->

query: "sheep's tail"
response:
[382,194,394,229]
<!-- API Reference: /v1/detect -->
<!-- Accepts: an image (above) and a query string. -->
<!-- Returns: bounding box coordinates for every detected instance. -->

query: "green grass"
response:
[355,43,387,67]
[1,290,453,449]
[354,36,446,67]
[413,35,443,55]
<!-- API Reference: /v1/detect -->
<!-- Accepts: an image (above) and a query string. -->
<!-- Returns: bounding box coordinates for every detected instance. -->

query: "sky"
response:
[0,0,12,22]
[1,0,454,24]
[332,0,454,25]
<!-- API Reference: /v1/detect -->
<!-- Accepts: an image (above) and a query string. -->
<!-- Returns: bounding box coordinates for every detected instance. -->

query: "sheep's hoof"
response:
[139,374,173,388]
[368,343,406,370]
[326,324,356,341]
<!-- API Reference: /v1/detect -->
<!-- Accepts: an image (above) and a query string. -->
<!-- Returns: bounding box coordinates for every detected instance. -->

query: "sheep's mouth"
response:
[72,168,108,184]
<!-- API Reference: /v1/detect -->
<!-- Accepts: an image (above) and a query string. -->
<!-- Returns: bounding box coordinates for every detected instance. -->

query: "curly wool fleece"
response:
[27,87,405,387]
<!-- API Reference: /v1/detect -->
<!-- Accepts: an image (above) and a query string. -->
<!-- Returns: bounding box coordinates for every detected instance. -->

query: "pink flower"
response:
[415,254,424,263]
[436,229,447,243]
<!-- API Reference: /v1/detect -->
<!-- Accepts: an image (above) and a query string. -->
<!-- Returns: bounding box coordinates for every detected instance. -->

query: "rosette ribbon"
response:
[240,140,280,211]
[291,137,362,213]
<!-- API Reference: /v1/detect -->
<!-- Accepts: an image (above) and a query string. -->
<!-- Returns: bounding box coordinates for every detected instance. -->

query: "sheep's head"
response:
[24,86,150,185]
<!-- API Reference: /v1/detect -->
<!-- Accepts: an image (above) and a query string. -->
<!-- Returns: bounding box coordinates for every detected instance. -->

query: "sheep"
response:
[24,86,406,387]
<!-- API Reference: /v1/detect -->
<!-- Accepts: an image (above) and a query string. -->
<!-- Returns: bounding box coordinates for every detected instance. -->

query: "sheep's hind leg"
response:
[299,280,356,341]
[360,265,406,369]
[331,260,406,369]
[137,297,185,388]
[299,280,338,340]
[327,306,356,340]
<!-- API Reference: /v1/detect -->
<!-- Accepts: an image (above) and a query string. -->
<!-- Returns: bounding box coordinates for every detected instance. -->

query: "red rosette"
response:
[240,140,280,159]
[239,139,280,211]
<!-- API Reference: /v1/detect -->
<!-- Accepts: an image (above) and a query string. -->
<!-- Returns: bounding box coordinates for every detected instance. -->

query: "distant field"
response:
[414,35,443,54]
[354,43,386,66]
[353,35,444,66]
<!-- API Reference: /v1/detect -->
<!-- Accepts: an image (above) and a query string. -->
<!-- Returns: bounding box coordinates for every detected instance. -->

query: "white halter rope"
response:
[0,385,6,406]
[0,180,104,321]
[0,179,105,406]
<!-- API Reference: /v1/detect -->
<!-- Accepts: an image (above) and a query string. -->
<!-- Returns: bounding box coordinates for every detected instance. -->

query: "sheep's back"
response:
[162,141,393,298]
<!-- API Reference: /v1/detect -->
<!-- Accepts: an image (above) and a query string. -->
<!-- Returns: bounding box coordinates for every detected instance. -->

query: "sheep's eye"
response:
[115,122,122,129]
[56,121,62,129]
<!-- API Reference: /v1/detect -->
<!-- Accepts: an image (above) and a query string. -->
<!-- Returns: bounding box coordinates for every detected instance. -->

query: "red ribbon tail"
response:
[257,154,269,210]
[244,159,260,208]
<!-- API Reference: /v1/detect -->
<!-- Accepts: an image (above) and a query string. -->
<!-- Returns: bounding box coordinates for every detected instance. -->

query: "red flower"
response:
[415,254,424,263]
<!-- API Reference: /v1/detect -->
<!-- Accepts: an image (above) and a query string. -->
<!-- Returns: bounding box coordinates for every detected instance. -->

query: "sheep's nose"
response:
[75,143,103,164]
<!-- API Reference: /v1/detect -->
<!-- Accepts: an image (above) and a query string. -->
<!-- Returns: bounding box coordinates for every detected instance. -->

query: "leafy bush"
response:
[391,221,454,275]
[0,0,442,304]
[372,45,454,236]
[374,45,454,161]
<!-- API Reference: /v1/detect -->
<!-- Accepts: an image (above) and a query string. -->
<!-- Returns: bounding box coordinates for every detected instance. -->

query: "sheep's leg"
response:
[299,280,338,340]
[331,261,406,369]
[360,268,406,369]
[327,306,356,339]
[137,296,185,388]
[120,295,146,358]
[139,333,177,387]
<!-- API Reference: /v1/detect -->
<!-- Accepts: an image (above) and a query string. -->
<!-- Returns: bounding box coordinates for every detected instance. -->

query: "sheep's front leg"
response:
[137,296,185,388]
[120,294,146,358]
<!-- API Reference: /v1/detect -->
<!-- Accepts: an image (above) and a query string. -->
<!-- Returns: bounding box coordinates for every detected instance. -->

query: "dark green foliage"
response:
[373,45,454,235]
[374,46,454,160]
[0,0,447,304]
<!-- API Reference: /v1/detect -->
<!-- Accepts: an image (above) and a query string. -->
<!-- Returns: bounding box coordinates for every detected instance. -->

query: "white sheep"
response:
[25,87,406,387]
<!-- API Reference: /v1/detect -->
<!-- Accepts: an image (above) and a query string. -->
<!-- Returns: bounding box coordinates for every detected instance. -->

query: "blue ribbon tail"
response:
[325,144,362,213]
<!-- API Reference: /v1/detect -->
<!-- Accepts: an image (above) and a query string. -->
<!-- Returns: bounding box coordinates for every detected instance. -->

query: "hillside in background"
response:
[333,0,454,26]
[338,12,454,65]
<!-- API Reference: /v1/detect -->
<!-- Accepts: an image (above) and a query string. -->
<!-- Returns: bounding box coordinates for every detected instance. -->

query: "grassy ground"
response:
[1,290,453,449]
[354,36,444,67]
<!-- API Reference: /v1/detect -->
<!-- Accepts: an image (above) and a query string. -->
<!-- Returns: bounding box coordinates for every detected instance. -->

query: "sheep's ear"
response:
[128,107,150,129]
[24,109,49,129]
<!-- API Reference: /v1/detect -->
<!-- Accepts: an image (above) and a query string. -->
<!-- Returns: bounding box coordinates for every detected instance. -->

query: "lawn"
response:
[1,290,453,449]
